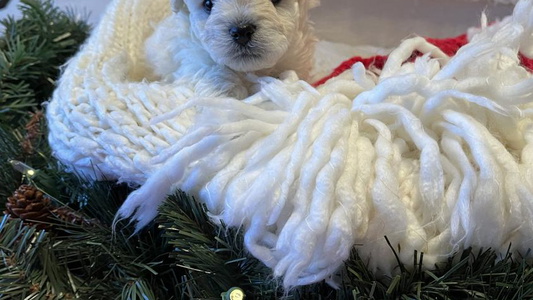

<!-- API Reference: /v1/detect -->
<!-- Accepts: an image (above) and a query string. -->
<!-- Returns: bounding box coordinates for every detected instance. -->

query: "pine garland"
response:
[2,1,533,299]
[0,0,90,125]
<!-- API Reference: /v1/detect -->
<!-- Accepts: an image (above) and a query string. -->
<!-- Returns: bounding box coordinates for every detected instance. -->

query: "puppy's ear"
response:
[309,0,320,9]
[298,0,320,10]
[170,0,185,12]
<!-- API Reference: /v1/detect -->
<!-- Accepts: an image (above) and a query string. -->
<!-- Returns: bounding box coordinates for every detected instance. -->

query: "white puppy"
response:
[145,0,319,99]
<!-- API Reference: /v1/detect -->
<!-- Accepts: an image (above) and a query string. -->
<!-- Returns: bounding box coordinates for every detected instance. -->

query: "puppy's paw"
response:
[224,82,249,99]
[196,68,250,99]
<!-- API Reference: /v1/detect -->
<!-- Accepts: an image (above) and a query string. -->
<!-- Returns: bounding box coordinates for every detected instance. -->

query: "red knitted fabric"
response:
[313,34,533,87]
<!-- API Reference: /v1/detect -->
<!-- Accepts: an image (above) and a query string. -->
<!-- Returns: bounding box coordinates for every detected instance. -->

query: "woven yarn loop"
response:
[47,0,533,288]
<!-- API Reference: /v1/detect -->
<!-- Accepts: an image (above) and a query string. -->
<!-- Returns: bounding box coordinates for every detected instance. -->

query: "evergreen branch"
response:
[339,244,533,299]
[0,0,90,124]
[0,216,76,299]
[0,124,25,203]
[42,178,183,299]
[0,110,51,205]
[159,192,286,299]
[159,192,240,298]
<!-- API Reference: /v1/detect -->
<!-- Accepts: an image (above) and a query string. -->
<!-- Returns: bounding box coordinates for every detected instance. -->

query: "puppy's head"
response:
[171,0,317,73]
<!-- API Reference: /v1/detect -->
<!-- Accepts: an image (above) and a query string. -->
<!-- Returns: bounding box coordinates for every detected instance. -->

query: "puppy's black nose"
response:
[229,24,256,46]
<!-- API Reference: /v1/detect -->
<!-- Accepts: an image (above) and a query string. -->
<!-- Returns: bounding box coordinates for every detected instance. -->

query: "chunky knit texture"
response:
[47,0,533,288]
[313,34,533,87]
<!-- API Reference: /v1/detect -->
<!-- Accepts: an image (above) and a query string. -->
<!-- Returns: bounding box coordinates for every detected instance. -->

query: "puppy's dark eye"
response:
[272,0,281,5]
[203,0,213,13]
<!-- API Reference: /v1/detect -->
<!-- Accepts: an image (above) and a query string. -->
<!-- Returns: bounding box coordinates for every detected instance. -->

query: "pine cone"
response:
[51,206,100,227]
[5,185,51,223]
[21,111,44,155]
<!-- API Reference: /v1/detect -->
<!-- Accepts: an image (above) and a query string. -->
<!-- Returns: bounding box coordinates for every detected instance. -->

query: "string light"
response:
[9,160,38,178]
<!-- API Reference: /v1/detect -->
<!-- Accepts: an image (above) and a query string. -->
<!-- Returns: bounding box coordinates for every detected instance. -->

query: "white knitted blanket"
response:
[47,0,533,288]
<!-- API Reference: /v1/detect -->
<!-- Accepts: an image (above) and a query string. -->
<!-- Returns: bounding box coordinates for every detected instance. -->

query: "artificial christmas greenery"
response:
[2,1,533,299]
[0,0,89,125]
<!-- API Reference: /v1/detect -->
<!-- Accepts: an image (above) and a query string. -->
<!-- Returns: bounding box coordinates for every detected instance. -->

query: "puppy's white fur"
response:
[145,0,318,99]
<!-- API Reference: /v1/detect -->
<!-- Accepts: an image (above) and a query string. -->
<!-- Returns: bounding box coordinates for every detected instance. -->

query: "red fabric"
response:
[313,34,533,87]
[520,54,533,71]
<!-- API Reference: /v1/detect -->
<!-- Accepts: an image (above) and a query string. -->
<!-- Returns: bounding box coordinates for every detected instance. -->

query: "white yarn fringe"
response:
[47,0,533,288]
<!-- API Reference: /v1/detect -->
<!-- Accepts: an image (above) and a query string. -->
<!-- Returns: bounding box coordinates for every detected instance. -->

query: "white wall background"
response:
[1,0,515,46]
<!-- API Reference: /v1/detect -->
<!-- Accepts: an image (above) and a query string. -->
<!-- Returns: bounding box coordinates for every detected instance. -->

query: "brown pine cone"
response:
[5,184,51,223]
[21,111,44,155]
[51,206,100,227]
